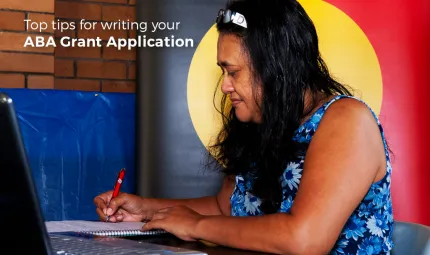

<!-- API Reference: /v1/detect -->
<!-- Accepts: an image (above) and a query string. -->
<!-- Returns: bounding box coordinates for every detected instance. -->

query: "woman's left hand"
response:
[142,205,203,241]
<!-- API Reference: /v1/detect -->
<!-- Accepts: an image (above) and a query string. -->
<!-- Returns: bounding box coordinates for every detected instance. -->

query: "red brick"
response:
[83,0,127,3]
[55,59,74,77]
[103,45,136,60]
[27,75,54,89]
[102,6,135,22]
[0,52,53,73]
[55,39,101,58]
[55,29,76,39]
[129,0,136,5]
[55,78,100,91]
[129,29,136,39]
[27,13,55,33]
[0,74,25,88]
[77,61,127,79]
[128,62,136,79]
[102,81,135,93]
[78,22,127,41]
[0,11,25,31]
[56,1,101,20]
[0,32,54,53]
[0,0,54,13]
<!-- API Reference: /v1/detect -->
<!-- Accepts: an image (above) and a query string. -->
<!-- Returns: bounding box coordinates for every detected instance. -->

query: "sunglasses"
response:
[216,9,247,28]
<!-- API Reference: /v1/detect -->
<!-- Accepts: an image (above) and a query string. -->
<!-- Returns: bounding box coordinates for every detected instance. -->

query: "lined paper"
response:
[45,220,144,233]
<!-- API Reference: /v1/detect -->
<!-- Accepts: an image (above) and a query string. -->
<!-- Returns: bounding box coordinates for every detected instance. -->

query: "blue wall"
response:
[1,89,136,221]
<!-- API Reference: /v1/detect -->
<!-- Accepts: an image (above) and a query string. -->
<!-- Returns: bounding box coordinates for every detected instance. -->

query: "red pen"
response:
[106,168,126,222]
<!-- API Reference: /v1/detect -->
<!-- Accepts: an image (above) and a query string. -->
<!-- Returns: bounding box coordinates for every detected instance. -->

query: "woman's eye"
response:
[220,68,237,77]
[228,71,237,77]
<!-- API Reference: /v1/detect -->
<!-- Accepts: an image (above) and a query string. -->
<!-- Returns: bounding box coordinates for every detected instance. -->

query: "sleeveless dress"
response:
[230,95,394,255]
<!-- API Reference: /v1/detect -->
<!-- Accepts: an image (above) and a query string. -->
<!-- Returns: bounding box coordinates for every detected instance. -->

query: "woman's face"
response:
[217,34,262,123]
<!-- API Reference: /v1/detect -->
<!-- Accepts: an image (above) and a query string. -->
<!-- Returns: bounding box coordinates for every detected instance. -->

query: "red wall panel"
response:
[326,0,430,226]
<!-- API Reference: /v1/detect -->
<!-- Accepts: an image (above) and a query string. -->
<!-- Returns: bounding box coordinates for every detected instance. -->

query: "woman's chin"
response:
[235,109,253,123]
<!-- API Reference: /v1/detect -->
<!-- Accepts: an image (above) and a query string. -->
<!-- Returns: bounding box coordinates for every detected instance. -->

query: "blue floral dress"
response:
[230,95,394,254]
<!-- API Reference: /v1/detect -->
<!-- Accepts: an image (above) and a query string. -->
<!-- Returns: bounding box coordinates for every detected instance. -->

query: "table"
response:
[125,234,274,255]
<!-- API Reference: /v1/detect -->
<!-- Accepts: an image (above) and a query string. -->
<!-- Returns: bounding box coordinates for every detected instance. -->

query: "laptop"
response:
[0,92,207,255]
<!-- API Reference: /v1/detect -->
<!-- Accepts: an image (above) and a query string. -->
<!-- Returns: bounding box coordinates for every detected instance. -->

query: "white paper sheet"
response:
[45,220,145,233]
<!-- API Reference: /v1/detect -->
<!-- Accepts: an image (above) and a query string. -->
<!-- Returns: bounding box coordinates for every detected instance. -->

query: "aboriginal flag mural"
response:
[136,0,430,226]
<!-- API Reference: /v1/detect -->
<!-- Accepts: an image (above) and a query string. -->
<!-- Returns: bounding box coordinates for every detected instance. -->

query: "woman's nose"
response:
[221,79,234,94]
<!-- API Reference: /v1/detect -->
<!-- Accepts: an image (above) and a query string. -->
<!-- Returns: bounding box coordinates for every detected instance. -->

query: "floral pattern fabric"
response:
[230,95,394,254]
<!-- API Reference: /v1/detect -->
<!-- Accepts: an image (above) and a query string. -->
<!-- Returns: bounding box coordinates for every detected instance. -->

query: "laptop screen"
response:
[0,92,53,254]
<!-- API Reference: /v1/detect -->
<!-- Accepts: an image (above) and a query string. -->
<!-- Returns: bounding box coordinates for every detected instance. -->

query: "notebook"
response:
[46,220,168,237]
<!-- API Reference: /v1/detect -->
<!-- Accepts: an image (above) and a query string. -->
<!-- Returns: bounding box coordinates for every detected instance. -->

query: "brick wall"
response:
[0,0,55,89]
[0,0,136,93]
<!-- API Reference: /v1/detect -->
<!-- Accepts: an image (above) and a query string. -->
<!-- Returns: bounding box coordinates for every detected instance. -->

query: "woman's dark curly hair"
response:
[207,0,353,213]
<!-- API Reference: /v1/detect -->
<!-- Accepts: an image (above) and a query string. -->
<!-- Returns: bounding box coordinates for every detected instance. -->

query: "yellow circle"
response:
[187,0,383,149]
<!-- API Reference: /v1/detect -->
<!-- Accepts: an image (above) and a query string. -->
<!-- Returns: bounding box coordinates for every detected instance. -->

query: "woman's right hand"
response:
[94,191,155,222]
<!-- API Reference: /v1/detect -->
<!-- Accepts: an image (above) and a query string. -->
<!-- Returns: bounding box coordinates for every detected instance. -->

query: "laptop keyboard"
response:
[50,235,184,255]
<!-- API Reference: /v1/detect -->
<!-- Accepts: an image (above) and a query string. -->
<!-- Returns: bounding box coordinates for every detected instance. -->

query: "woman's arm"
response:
[145,99,387,254]
[146,175,235,216]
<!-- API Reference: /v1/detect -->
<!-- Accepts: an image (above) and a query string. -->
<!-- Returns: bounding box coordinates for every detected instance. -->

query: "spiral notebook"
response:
[45,220,167,237]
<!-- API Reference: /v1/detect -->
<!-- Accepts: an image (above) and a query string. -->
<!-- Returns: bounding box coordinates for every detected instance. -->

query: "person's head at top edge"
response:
[215,0,352,123]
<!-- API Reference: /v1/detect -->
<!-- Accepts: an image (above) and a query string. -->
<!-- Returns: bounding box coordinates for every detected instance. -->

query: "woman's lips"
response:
[231,98,242,106]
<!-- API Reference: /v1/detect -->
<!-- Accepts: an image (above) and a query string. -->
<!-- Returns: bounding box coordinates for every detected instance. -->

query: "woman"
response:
[94,0,394,254]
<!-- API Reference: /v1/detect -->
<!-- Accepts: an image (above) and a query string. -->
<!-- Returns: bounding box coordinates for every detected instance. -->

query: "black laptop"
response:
[0,92,207,254]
